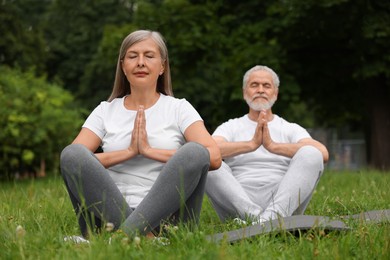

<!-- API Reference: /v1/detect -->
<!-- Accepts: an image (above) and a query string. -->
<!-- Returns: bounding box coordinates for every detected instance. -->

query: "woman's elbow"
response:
[209,150,222,170]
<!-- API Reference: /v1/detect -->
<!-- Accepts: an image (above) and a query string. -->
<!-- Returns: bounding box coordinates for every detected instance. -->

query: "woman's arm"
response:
[184,121,222,170]
[72,128,137,168]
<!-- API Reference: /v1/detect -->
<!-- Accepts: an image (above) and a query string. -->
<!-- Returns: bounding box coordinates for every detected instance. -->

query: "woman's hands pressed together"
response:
[129,106,152,157]
[129,105,177,163]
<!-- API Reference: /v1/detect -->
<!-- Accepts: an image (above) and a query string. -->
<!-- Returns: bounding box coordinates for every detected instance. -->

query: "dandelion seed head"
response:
[133,236,141,246]
[16,225,26,239]
[121,237,130,245]
[106,222,115,232]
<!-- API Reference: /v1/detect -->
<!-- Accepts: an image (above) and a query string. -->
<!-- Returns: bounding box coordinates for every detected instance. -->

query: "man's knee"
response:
[292,145,324,173]
[207,161,230,182]
[296,146,322,162]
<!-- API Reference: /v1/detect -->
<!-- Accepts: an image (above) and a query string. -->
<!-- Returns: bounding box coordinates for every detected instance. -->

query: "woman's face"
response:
[121,37,164,89]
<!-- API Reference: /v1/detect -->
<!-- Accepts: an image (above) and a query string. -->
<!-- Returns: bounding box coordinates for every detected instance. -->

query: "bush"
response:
[0,66,85,179]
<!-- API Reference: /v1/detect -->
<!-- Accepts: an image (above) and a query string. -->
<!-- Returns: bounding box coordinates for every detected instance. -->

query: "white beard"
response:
[245,95,276,111]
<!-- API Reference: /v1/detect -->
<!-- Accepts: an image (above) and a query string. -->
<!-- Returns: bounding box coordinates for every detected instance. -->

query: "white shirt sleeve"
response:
[176,99,203,134]
[82,102,106,139]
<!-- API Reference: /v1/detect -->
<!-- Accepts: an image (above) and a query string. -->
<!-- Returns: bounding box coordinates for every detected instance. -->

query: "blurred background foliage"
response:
[1,0,389,177]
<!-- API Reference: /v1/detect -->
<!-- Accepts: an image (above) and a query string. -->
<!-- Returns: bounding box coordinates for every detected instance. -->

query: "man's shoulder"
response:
[213,115,252,136]
[272,114,302,127]
[221,115,249,125]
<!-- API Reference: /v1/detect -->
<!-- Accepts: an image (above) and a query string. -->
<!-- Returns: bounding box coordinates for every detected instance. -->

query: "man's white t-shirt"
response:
[213,114,310,188]
[83,94,202,208]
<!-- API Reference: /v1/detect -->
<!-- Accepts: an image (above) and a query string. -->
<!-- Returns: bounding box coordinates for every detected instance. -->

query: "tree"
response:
[79,24,138,109]
[0,0,48,73]
[2,0,388,170]
[43,0,136,96]
[132,0,308,130]
[272,0,390,170]
[133,0,390,169]
[0,66,84,179]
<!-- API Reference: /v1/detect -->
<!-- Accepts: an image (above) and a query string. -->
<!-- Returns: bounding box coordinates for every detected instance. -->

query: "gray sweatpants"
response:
[205,146,324,222]
[60,142,210,237]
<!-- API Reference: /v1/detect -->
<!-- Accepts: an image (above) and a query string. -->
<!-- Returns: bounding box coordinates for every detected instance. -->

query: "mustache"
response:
[252,94,267,100]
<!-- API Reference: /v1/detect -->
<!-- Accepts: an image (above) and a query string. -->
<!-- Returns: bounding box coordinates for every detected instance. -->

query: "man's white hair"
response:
[242,65,280,89]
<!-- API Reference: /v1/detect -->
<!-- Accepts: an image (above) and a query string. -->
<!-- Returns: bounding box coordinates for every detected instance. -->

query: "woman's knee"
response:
[171,142,210,177]
[60,144,91,174]
[61,143,87,161]
[181,142,210,165]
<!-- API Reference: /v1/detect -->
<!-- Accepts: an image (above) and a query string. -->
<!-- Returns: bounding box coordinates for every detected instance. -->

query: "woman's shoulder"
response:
[96,97,125,109]
[160,94,190,106]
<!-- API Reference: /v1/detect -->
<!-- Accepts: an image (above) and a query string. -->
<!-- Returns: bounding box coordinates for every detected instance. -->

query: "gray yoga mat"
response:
[206,209,390,243]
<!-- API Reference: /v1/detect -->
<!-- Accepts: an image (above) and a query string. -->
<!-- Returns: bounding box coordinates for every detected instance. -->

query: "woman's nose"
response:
[137,56,145,67]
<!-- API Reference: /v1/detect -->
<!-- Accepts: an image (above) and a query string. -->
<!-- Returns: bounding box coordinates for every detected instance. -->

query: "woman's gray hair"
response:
[242,65,280,89]
[108,30,173,101]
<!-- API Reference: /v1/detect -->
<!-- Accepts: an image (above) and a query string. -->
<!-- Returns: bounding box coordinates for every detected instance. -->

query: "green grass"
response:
[1,170,389,259]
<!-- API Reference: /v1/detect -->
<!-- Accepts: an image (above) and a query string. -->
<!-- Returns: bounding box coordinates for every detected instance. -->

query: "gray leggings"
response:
[60,142,210,237]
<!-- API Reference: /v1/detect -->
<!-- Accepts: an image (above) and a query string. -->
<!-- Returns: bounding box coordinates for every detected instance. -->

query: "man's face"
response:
[243,70,278,111]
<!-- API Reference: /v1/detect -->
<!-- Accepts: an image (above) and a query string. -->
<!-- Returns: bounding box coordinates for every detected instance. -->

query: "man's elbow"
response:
[322,148,329,163]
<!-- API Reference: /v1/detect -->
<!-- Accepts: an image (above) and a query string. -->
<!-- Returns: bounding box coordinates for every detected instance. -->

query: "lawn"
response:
[1,170,389,259]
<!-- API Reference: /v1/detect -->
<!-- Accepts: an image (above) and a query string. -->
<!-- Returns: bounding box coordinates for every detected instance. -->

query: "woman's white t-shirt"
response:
[213,114,311,187]
[83,94,202,208]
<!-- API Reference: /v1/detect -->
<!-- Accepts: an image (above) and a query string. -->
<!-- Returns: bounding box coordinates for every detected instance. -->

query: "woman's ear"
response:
[160,63,165,75]
[121,60,127,75]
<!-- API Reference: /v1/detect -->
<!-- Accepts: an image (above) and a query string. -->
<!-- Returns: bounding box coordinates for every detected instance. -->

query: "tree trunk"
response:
[37,158,46,177]
[366,75,390,171]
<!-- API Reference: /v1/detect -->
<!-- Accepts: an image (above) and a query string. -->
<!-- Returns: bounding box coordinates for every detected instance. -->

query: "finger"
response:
[262,120,268,130]
[262,121,271,140]
[137,106,148,142]
[134,105,142,130]
[139,105,146,129]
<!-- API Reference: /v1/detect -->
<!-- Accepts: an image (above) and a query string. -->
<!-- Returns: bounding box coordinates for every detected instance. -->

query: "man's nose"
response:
[256,85,264,93]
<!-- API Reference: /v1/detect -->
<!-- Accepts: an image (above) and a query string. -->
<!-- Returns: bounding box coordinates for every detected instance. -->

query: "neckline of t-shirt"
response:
[122,93,164,112]
[245,114,278,125]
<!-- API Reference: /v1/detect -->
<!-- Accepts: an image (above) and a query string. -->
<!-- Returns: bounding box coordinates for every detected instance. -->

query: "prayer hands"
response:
[251,110,275,151]
[261,118,274,151]
[129,106,151,156]
[252,110,265,147]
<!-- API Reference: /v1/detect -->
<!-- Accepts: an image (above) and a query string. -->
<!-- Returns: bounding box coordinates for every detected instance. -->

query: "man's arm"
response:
[214,118,329,163]
[213,111,266,159]
[262,122,329,163]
